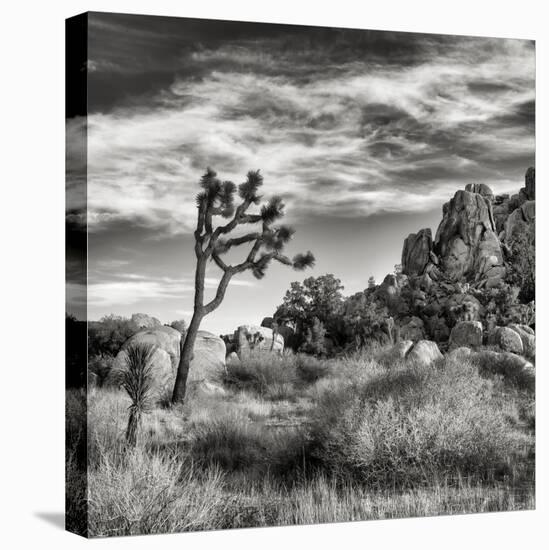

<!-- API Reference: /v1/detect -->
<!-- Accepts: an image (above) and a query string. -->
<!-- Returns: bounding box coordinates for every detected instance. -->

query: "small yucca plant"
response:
[122,343,156,447]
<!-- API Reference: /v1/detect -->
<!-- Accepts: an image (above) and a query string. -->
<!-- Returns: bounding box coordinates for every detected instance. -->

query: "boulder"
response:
[508,324,535,359]
[260,317,273,328]
[119,326,181,369]
[188,331,227,384]
[394,340,414,359]
[107,346,174,400]
[400,316,425,342]
[375,273,408,307]
[449,320,483,349]
[465,183,494,202]
[401,228,433,276]
[234,325,284,356]
[105,328,226,398]
[406,340,443,367]
[471,350,534,390]
[434,189,504,285]
[131,313,161,329]
[487,327,524,355]
[504,200,535,241]
[446,346,472,362]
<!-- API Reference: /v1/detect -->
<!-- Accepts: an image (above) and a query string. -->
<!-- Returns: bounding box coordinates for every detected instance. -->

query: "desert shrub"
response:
[88,450,226,536]
[505,220,535,303]
[88,315,140,357]
[189,412,307,477]
[472,350,535,392]
[222,353,298,400]
[66,388,88,535]
[308,357,528,488]
[88,354,116,386]
[294,353,332,384]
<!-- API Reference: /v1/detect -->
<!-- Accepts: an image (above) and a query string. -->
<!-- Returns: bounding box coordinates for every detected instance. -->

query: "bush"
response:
[308,357,529,488]
[88,450,226,536]
[222,353,297,400]
[88,315,140,357]
[222,352,332,398]
[472,350,535,392]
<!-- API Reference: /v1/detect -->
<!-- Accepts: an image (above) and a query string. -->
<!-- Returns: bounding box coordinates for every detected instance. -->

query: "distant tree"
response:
[342,290,390,349]
[168,319,187,335]
[299,316,327,356]
[368,275,376,289]
[172,168,315,403]
[504,221,535,303]
[274,274,344,347]
[87,315,140,357]
[394,263,403,276]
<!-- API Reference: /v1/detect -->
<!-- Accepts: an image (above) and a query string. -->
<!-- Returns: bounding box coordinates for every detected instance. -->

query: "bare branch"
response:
[203,269,234,314]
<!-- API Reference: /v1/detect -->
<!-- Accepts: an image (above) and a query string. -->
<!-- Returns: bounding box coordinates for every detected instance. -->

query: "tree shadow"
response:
[34,512,65,530]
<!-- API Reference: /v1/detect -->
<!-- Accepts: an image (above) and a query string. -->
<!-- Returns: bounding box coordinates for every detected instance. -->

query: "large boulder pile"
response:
[391,167,535,350]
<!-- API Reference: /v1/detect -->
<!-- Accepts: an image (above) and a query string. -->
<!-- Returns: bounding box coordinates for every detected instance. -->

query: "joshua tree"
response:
[122,343,155,446]
[172,168,315,404]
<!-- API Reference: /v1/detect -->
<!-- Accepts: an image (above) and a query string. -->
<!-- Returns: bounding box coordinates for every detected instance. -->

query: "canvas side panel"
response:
[65,12,89,538]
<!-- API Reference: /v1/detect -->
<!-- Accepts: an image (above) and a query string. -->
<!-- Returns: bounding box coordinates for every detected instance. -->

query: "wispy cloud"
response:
[86,29,534,236]
[87,272,255,308]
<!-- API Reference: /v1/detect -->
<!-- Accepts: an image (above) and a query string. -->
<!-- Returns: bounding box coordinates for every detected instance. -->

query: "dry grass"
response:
[76,347,535,537]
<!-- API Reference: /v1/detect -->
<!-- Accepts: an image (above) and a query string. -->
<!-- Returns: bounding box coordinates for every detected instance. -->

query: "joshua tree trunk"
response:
[125,407,141,447]
[172,309,203,403]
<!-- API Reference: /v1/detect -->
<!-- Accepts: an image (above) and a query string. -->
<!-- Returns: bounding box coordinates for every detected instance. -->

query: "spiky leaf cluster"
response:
[197,167,237,217]
[238,170,263,204]
[122,343,156,413]
[263,224,296,251]
[292,251,316,270]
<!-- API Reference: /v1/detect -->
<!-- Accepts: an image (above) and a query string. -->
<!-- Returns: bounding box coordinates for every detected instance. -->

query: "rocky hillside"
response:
[374,167,535,351]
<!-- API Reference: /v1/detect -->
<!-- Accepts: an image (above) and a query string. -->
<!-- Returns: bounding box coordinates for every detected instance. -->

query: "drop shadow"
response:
[34,512,65,530]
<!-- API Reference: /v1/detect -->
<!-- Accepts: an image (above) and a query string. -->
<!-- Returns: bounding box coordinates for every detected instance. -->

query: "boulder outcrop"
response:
[434,188,505,288]
[402,229,433,276]
[449,320,483,349]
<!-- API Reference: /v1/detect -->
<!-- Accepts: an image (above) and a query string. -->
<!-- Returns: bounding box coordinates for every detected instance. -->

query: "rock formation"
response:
[131,313,162,329]
[402,229,433,277]
[233,325,284,356]
[434,189,504,288]
[105,327,226,400]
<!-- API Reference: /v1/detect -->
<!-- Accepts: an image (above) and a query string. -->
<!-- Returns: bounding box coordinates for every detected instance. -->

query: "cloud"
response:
[87,272,255,308]
[86,29,534,236]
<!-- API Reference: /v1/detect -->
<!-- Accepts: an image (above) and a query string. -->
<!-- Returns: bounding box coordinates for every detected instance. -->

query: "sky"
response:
[66,12,535,334]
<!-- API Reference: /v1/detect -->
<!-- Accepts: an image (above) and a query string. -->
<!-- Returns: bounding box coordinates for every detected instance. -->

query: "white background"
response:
[0,0,546,547]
